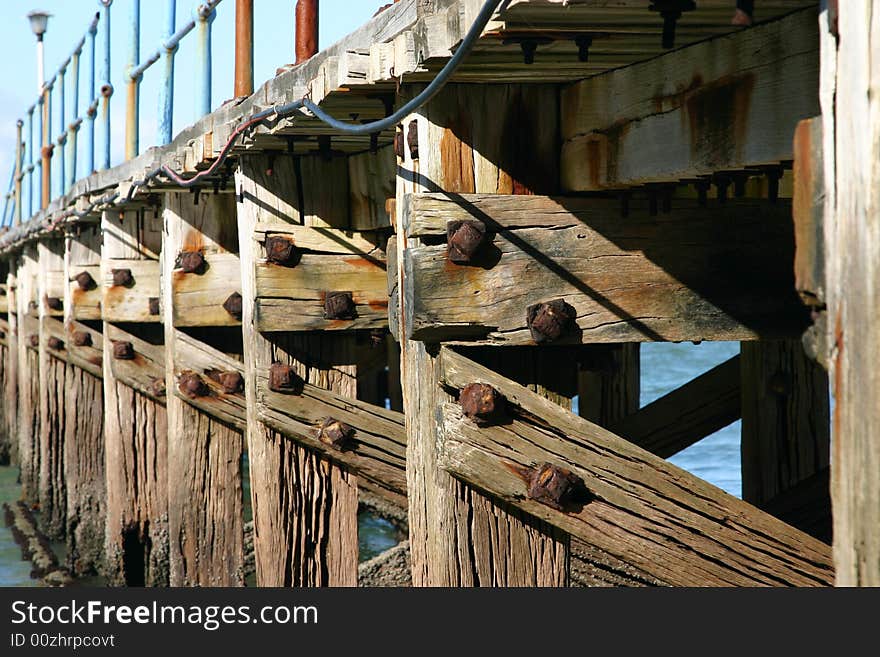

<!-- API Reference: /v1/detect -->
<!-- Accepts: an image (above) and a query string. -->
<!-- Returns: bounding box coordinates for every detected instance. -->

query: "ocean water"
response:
[0,342,741,586]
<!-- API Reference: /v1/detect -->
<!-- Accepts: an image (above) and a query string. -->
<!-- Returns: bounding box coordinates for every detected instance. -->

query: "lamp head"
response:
[27,10,51,39]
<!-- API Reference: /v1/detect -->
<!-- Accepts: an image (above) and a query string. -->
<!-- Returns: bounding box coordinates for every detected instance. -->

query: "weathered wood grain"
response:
[560,8,819,190]
[16,247,40,506]
[436,347,834,586]
[404,193,809,344]
[611,355,740,458]
[101,259,161,324]
[2,273,17,465]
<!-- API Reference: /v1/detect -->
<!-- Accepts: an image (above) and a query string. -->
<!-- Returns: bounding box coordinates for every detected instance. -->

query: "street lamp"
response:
[27,10,51,92]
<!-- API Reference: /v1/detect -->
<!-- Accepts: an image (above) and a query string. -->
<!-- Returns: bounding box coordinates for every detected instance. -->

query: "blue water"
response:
[0,342,742,585]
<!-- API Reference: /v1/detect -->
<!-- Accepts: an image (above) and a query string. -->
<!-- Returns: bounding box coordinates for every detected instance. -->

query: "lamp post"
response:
[28,10,52,209]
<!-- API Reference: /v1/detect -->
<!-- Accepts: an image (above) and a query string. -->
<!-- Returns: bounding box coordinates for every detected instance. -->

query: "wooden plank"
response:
[68,265,102,320]
[101,258,161,324]
[105,324,166,405]
[560,8,819,190]
[611,355,740,458]
[436,347,834,586]
[403,193,809,344]
[349,147,396,230]
[171,253,242,327]
[577,344,640,427]
[64,320,104,380]
[251,223,388,332]
[0,284,8,314]
[2,272,17,465]
[16,246,40,506]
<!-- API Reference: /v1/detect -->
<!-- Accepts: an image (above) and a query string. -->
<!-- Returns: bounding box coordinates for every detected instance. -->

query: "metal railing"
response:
[3,0,237,227]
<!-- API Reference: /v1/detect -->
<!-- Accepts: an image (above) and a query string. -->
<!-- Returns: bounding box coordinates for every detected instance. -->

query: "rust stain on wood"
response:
[440,121,475,194]
[684,73,756,167]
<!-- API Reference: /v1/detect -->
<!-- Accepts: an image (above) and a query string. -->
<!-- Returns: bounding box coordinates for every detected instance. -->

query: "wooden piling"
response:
[16,245,40,507]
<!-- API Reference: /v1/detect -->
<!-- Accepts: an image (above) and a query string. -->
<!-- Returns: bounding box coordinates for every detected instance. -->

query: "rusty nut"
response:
[264,235,299,267]
[460,383,506,425]
[112,341,135,360]
[268,361,303,394]
[222,292,243,320]
[447,219,487,264]
[45,296,63,311]
[0,287,6,296]
[323,291,357,320]
[111,268,134,287]
[150,378,167,398]
[71,331,92,347]
[177,250,206,274]
[219,371,244,395]
[47,336,64,351]
[317,417,354,451]
[527,463,582,511]
[75,270,97,291]
[29,334,39,348]
[526,299,577,344]
[178,371,209,399]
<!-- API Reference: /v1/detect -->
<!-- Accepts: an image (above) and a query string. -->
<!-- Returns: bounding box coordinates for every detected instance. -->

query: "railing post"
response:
[41,84,53,209]
[234,0,253,97]
[195,2,216,119]
[68,48,82,191]
[56,65,66,197]
[295,0,318,65]
[99,0,113,170]
[87,15,97,175]
[27,106,35,217]
[14,120,23,225]
[125,0,141,160]
[158,0,177,145]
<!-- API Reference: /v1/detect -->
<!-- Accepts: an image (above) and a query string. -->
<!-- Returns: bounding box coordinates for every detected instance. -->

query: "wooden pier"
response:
[0,0,874,586]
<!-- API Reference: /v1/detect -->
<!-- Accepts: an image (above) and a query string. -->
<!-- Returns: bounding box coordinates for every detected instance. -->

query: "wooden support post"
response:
[62,224,106,576]
[37,240,67,540]
[578,345,640,426]
[1,270,17,465]
[236,153,359,586]
[101,208,169,587]
[824,0,880,585]
[16,245,40,507]
[162,192,246,586]
[396,84,569,586]
[741,340,831,542]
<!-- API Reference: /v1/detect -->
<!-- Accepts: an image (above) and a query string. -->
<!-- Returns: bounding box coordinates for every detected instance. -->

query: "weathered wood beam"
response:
[403,193,809,344]
[764,467,831,545]
[16,246,40,506]
[1,273,17,465]
[66,226,102,321]
[64,320,103,380]
[611,355,740,458]
[577,344,640,427]
[163,191,245,587]
[560,7,819,191]
[436,347,834,586]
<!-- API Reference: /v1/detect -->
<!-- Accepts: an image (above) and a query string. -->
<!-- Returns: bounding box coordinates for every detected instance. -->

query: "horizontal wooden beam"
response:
[68,265,102,320]
[435,347,833,586]
[611,355,740,458]
[65,319,104,379]
[105,324,166,405]
[171,253,242,328]
[101,259,161,323]
[0,284,9,313]
[251,224,388,332]
[560,8,818,191]
[403,193,809,344]
[763,467,831,545]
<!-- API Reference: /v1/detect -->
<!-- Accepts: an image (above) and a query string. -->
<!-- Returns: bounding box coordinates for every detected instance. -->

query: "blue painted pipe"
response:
[68,50,81,191]
[195,2,216,120]
[57,66,66,198]
[158,0,177,145]
[100,0,113,171]
[26,107,34,218]
[126,0,141,159]
[87,15,97,174]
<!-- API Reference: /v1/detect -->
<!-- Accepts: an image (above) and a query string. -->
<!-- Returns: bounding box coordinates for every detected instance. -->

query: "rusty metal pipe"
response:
[235,0,253,97]
[295,0,318,65]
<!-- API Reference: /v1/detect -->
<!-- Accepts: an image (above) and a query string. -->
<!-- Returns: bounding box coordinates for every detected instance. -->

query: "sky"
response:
[0,0,381,220]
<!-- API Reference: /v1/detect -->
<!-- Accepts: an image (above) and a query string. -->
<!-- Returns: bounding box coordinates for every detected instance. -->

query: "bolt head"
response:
[222,292,243,320]
[148,297,160,316]
[527,299,577,344]
[264,235,299,266]
[177,250,206,274]
[268,361,303,394]
[318,418,354,451]
[178,371,209,399]
[111,268,134,287]
[527,463,581,511]
[323,291,357,320]
[45,296,63,311]
[47,336,64,351]
[150,378,167,398]
[75,271,96,291]
[460,383,506,425]
[29,334,39,348]
[112,341,135,360]
[71,331,92,347]
[219,371,244,395]
[447,219,487,264]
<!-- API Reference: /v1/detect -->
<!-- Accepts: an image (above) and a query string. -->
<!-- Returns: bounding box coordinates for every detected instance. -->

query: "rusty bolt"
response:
[75,270,96,291]
[407,120,419,160]
[177,250,206,274]
[323,291,357,320]
[29,334,39,348]
[447,219,487,264]
[222,292,243,319]
[527,299,577,344]
[178,371,209,399]
[527,463,583,511]
[71,331,92,347]
[150,378,166,398]
[47,337,64,351]
[148,297,160,316]
[317,418,354,451]
[460,383,506,425]
[268,361,303,394]
[264,235,299,266]
[218,371,244,395]
[111,268,134,287]
[112,341,135,360]
[45,296,63,311]
[0,288,6,296]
